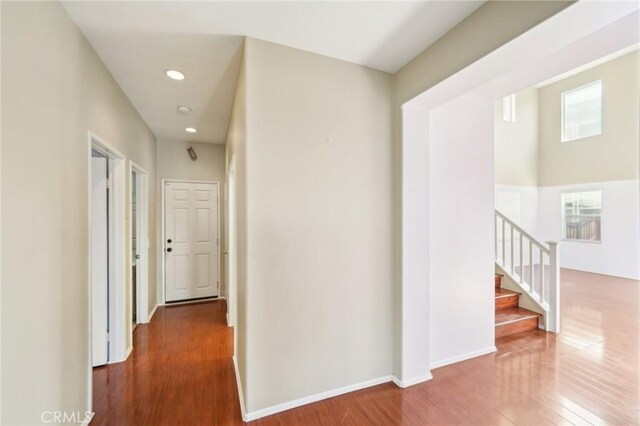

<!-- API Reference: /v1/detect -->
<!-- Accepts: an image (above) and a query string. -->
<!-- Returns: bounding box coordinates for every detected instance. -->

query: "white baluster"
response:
[519,231,523,281]
[529,240,534,292]
[546,242,560,333]
[510,226,514,274]
[502,219,506,266]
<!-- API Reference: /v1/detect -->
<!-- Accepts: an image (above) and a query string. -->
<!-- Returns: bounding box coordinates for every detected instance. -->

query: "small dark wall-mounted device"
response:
[187,146,197,161]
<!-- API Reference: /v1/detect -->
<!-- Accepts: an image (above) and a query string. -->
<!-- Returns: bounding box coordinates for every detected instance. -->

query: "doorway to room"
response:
[130,162,150,326]
[88,132,128,412]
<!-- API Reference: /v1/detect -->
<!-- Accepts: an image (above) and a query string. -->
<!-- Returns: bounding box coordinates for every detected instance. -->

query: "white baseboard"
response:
[233,356,248,421]
[430,346,497,370]
[244,375,393,421]
[391,372,432,388]
[125,345,133,360]
[148,304,159,321]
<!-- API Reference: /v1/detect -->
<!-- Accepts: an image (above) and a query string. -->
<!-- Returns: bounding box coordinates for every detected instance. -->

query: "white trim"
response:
[86,131,128,412]
[391,373,432,388]
[430,346,497,370]
[233,356,247,422]
[161,179,221,304]
[244,375,393,421]
[148,304,159,321]
[226,313,230,327]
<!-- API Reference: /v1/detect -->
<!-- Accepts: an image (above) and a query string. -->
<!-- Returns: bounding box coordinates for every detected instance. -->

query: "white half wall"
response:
[538,180,640,280]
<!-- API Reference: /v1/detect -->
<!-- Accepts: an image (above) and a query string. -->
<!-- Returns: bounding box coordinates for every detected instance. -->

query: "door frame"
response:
[226,156,237,331]
[129,161,150,325]
[160,179,221,304]
[86,131,127,410]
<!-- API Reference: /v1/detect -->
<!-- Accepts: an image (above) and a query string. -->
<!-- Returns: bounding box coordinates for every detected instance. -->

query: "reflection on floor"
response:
[92,269,639,425]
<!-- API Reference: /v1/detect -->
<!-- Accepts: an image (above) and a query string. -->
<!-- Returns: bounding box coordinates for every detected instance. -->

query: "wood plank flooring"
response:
[92,269,639,425]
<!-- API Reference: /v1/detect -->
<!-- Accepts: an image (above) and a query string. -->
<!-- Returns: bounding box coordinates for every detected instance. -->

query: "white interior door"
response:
[165,182,219,302]
[91,154,109,366]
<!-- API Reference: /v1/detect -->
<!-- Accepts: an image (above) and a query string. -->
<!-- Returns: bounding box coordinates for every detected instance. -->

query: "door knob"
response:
[166,247,172,252]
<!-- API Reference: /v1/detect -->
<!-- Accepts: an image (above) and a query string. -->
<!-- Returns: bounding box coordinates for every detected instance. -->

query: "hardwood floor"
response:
[92,269,639,425]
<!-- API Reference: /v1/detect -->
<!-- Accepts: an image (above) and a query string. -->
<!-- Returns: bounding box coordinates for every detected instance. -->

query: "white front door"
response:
[165,182,219,302]
[91,154,109,366]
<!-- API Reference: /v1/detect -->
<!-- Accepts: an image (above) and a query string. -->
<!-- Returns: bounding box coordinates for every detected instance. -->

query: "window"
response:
[561,80,602,142]
[502,94,516,123]
[562,191,602,242]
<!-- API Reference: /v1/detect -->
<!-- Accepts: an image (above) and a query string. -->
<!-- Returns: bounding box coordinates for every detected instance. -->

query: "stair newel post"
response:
[547,241,560,333]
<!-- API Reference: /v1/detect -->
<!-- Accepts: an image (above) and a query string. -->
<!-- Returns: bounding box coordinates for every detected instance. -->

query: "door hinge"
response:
[106,332,111,342]
[106,178,111,190]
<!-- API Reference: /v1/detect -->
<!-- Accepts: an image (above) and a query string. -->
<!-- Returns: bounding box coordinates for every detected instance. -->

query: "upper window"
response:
[562,191,602,242]
[561,80,602,142]
[502,94,516,123]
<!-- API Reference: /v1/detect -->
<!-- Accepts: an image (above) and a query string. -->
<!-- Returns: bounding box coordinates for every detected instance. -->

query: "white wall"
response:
[428,93,496,367]
[538,180,640,279]
[241,38,393,416]
[2,2,158,424]
[495,184,539,236]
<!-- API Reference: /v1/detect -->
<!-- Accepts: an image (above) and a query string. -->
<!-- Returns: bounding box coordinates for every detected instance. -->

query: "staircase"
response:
[495,274,542,338]
[495,210,561,333]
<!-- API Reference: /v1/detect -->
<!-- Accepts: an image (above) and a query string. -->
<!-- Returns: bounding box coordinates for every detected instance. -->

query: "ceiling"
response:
[63,1,484,145]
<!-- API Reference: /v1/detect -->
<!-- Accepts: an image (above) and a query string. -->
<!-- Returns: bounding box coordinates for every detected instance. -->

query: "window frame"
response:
[560,80,603,143]
[561,189,603,244]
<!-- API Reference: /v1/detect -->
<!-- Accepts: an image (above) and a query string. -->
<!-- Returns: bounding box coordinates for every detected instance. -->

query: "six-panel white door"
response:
[165,182,219,302]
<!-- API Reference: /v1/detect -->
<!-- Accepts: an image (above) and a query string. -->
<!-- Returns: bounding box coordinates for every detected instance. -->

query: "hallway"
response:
[92,301,241,425]
[93,269,639,425]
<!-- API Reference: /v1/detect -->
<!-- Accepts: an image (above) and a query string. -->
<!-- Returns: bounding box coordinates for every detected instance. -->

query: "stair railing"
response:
[495,210,560,333]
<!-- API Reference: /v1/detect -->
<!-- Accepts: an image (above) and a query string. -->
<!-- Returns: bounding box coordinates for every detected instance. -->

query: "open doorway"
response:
[130,162,149,326]
[87,132,127,410]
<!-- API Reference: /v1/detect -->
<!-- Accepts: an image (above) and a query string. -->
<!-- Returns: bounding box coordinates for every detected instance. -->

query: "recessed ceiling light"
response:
[165,69,185,80]
[177,106,192,114]
[185,127,197,133]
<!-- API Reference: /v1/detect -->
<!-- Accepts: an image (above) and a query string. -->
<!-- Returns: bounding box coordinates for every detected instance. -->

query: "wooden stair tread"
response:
[495,288,521,299]
[495,307,541,326]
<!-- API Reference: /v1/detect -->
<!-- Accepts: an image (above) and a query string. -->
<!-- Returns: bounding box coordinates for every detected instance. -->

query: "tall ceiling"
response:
[63,1,484,145]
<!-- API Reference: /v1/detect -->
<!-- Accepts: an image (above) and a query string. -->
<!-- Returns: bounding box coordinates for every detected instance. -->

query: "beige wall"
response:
[538,50,640,186]
[1,2,157,424]
[494,88,539,186]
[156,140,226,297]
[390,0,573,377]
[157,140,225,184]
[240,38,393,413]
